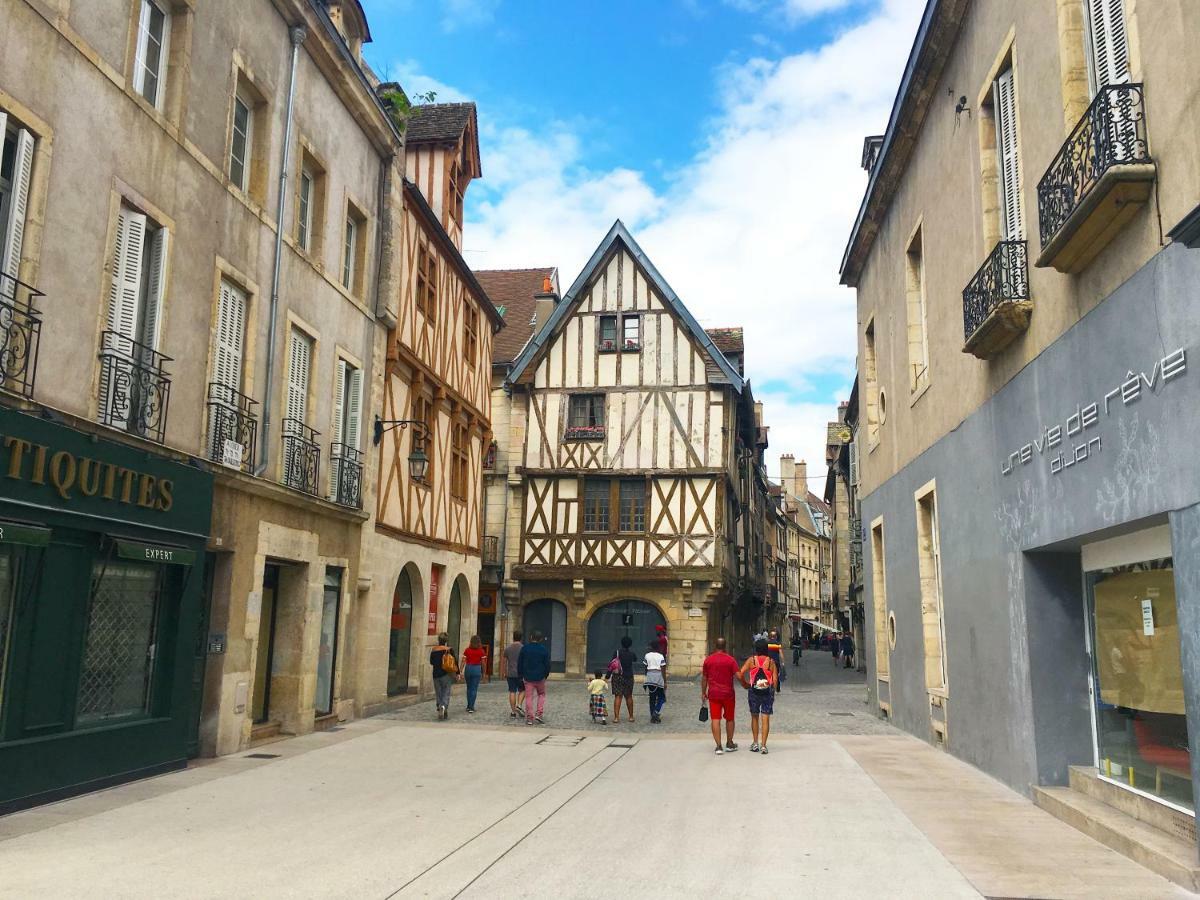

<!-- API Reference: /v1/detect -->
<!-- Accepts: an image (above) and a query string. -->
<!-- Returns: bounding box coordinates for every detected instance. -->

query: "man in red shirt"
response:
[701,637,740,754]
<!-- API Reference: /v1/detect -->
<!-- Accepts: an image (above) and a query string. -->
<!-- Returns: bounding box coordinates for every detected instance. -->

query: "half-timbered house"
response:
[505,221,756,675]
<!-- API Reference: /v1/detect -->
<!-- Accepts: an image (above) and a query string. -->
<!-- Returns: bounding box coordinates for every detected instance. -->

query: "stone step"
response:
[1068,766,1197,846]
[1032,785,1200,893]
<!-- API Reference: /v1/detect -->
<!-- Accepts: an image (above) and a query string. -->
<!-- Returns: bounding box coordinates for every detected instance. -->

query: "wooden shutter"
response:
[213,280,246,390]
[346,367,363,451]
[1086,0,1130,91]
[107,207,146,339]
[141,226,168,350]
[331,359,347,444]
[286,330,311,424]
[993,68,1023,241]
[1,128,35,280]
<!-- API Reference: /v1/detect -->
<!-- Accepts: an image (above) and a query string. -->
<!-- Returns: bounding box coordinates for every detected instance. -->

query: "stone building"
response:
[779,455,832,638]
[843,0,1200,880]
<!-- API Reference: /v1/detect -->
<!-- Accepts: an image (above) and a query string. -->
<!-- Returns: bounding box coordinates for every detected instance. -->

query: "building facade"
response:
[779,455,832,637]
[843,0,1200,873]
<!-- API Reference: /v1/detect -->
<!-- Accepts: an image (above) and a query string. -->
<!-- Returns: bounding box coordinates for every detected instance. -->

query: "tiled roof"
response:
[405,102,476,144]
[807,492,832,517]
[475,268,556,365]
[706,327,744,354]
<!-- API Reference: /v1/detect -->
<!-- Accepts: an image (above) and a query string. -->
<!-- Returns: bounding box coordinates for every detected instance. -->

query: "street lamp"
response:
[373,416,430,481]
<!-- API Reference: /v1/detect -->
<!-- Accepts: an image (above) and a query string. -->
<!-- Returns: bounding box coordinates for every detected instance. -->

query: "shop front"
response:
[0,407,213,813]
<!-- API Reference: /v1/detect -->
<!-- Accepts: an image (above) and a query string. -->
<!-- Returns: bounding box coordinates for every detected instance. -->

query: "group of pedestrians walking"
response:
[701,632,786,755]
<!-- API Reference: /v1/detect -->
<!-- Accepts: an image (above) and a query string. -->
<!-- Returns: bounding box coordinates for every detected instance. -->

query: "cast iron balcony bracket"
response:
[373,416,427,446]
[0,271,44,400]
[962,240,1031,359]
[330,442,364,509]
[97,330,172,444]
[206,382,259,473]
[281,417,321,496]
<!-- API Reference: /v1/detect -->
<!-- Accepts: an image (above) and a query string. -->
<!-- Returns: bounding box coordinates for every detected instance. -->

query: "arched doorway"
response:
[523,599,567,673]
[587,599,666,674]
[447,576,467,650]
[387,566,417,695]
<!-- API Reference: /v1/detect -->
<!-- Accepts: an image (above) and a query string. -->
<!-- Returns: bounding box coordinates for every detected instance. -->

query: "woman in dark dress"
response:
[610,635,636,723]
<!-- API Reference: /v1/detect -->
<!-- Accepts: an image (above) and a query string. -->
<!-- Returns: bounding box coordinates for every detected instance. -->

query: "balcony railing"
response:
[206,382,258,473]
[962,240,1031,358]
[483,534,501,565]
[330,443,363,509]
[281,418,321,496]
[1036,84,1153,272]
[97,331,172,444]
[0,272,44,399]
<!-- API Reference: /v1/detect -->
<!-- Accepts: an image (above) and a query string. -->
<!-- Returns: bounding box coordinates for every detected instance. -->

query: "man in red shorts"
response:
[701,637,740,755]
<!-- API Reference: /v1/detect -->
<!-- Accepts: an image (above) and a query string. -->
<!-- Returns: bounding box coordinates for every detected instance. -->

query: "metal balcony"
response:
[97,330,172,444]
[330,443,363,509]
[206,382,258,473]
[281,418,321,496]
[962,240,1031,359]
[1036,84,1154,273]
[0,271,43,399]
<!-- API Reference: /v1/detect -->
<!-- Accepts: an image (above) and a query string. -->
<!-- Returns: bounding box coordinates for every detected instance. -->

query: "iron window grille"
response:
[330,442,363,508]
[962,240,1029,340]
[97,330,172,444]
[206,382,258,473]
[281,417,321,496]
[0,271,44,400]
[1037,84,1150,249]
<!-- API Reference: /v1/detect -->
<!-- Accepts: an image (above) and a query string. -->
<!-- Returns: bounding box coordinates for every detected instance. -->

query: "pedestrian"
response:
[701,637,740,755]
[460,634,487,713]
[500,629,525,719]
[610,635,637,723]
[429,632,457,720]
[653,624,669,659]
[841,631,856,669]
[791,630,803,666]
[517,629,551,725]
[588,670,608,725]
[831,631,841,665]
[767,629,786,692]
[739,637,778,754]
[644,640,667,723]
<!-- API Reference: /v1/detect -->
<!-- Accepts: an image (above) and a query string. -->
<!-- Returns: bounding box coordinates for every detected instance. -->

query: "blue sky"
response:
[361,0,924,484]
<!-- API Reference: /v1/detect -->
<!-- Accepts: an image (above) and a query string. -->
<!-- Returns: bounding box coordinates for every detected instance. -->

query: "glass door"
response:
[314,568,341,717]
[1087,555,1192,811]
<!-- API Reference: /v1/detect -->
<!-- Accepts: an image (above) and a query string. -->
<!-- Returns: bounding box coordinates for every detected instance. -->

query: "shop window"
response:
[76,561,164,725]
[0,546,15,723]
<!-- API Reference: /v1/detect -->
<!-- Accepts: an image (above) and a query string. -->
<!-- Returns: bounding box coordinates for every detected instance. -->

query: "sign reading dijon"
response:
[2,434,174,510]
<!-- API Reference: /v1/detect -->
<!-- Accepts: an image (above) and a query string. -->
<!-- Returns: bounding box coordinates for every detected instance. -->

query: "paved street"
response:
[0,661,1188,900]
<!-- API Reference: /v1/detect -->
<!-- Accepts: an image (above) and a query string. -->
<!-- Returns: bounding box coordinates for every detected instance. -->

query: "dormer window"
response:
[448,159,464,227]
[598,314,640,352]
[622,315,641,351]
[598,315,617,352]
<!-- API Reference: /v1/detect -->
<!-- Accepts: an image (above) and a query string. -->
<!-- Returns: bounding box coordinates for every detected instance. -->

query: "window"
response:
[330,358,362,501]
[342,202,368,296]
[905,228,929,394]
[992,68,1023,241]
[294,149,326,257]
[618,480,646,533]
[0,546,16,724]
[133,0,170,109]
[622,315,641,350]
[285,328,312,426]
[583,479,610,532]
[566,394,605,440]
[598,315,618,352]
[1084,0,1130,93]
[342,215,357,291]
[914,484,946,692]
[0,114,36,280]
[863,320,880,444]
[212,279,246,391]
[298,169,313,251]
[230,88,253,192]
[448,159,464,227]
[451,421,469,501]
[463,301,478,365]
[416,243,437,321]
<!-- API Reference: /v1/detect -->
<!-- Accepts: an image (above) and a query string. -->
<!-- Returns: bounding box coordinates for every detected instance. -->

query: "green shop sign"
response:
[113,538,196,567]
[0,520,51,547]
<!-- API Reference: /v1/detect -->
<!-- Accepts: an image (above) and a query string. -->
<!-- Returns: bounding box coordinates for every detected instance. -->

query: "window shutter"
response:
[286,330,310,424]
[346,367,363,451]
[141,226,168,350]
[1087,0,1130,90]
[213,280,246,390]
[993,69,1023,241]
[331,359,347,444]
[849,439,859,488]
[108,207,146,339]
[1,128,34,281]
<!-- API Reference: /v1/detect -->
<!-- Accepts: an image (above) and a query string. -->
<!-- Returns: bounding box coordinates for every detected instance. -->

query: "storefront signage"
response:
[1000,348,1187,477]
[221,440,244,470]
[207,633,227,654]
[1,434,175,510]
[428,564,442,635]
[0,519,51,547]
[114,538,196,566]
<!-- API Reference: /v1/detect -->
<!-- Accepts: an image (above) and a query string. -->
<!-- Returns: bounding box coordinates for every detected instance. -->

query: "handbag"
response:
[699,703,709,723]
[607,656,622,675]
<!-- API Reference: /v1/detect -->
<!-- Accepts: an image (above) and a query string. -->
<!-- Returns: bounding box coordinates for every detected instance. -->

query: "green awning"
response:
[0,520,51,548]
[113,538,196,567]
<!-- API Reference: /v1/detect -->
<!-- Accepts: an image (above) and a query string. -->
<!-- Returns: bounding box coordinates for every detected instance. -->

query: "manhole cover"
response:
[244,752,281,759]
[828,712,854,717]
[608,740,637,749]
[537,735,584,747]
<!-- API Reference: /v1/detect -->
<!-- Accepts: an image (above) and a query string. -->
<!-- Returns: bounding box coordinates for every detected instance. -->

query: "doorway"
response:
[586,599,665,674]
[314,567,341,718]
[524,599,567,673]
[252,564,280,724]
[387,566,415,695]
[447,579,463,649]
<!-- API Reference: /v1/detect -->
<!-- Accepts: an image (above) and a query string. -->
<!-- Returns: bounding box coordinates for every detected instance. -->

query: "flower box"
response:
[564,425,606,442]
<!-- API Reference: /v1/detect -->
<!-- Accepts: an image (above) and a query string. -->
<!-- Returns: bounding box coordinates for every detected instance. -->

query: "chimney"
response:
[837,401,849,424]
[533,273,558,336]
[796,459,807,498]
[780,455,795,499]
[754,401,764,428]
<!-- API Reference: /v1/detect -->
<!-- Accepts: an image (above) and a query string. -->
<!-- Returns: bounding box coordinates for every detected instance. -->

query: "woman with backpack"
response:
[739,637,778,754]
[430,633,459,720]
[609,635,637,723]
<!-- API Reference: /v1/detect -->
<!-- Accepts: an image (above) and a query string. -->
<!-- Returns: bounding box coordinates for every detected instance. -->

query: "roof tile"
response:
[475,268,557,364]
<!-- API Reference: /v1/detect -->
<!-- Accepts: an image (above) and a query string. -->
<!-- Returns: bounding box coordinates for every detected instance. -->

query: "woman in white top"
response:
[644,642,667,724]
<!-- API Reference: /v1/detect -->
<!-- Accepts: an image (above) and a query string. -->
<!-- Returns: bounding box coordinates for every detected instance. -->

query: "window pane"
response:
[623,316,640,345]
[76,561,162,724]
[584,480,609,532]
[619,480,645,532]
[589,396,605,427]
[298,172,312,249]
[343,219,356,288]
[231,97,250,188]
[599,316,617,347]
[141,2,166,106]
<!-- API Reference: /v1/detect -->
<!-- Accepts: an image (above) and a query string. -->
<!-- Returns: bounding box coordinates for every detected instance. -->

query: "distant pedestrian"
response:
[501,630,525,719]
[831,631,841,665]
[654,624,669,659]
[518,629,552,725]
[644,641,667,723]
[739,637,778,754]
[610,635,637,723]
[460,635,487,713]
[429,632,457,720]
[791,631,803,666]
[588,670,608,725]
[767,629,786,692]
[841,632,855,669]
[701,637,740,755]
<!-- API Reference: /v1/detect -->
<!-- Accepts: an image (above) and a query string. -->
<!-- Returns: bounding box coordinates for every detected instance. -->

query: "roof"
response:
[706,327,744,354]
[806,492,831,518]
[475,268,558,365]
[507,221,745,392]
[405,102,476,144]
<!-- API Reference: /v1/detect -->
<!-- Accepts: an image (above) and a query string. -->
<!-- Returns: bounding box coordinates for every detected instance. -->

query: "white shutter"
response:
[332,359,347,444]
[1,128,34,281]
[346,367,363,451]
[213,280,246,389]
[108,207,146,339]
[286,330,310,424]
[1086,0,1130,91]
[849,439,860,488]
[993,70,1023,241]
[141,226,168,350]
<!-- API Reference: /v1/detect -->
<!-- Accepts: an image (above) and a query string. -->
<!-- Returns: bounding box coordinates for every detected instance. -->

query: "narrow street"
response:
[0,660,1185,900]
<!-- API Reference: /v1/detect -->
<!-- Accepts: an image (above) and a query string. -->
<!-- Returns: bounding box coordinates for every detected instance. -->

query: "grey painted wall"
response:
[863,241,1200,802]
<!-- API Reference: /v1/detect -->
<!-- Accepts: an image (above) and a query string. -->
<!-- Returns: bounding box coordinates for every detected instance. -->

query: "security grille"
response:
[76,561,162,723]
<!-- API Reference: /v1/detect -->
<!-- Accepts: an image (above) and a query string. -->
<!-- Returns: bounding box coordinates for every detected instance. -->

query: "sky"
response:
[362,0,926,493]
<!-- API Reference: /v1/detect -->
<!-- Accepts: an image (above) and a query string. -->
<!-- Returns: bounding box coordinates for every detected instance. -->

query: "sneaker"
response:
[510,711,517,718]
[468,708,475,714]
[726,742,738,752]
[761,746,769,755]
[601,719,608,725]
[535,716,545,725]
[526,719,534,725]
[714,746,724,755]
[750,742,760,752]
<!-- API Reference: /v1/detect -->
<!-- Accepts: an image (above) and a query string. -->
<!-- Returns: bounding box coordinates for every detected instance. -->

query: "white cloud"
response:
[440,0,499,31]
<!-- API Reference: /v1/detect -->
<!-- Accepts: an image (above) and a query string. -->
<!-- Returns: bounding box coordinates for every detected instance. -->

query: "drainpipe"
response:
[257,23,308,476]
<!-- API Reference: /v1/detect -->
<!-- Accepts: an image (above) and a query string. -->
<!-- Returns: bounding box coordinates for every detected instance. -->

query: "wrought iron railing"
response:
[206,382,258,473]
[330,442,363,509]
[483,534,501,565]
[962,240,1029,339]
[281,418,321,496]
[97,331,172,443]
[0,271,44,399]
[1037,83,1150,248]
